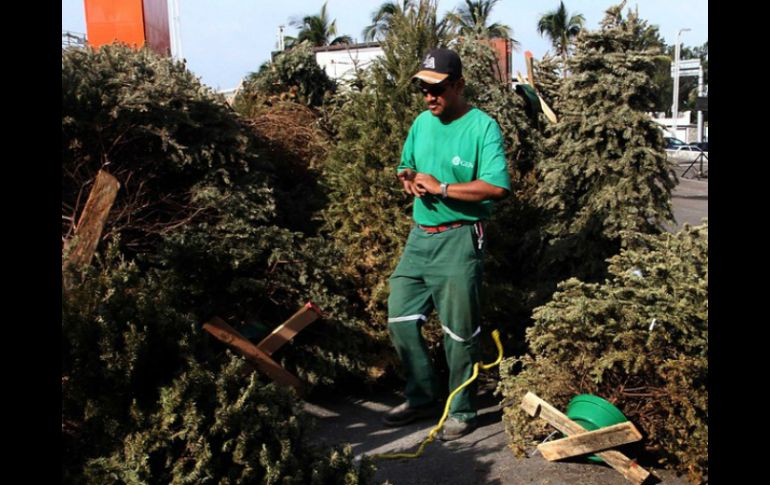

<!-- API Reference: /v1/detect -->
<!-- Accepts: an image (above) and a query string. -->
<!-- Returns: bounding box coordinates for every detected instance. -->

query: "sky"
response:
[61,1,707,91]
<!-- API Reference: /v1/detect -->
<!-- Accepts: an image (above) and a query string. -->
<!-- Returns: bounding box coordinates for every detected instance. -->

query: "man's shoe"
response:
[382,401,438,427]
[438,416,477,441]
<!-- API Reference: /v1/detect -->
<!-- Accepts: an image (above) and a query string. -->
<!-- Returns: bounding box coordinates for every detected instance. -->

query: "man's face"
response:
[419,78,463,118]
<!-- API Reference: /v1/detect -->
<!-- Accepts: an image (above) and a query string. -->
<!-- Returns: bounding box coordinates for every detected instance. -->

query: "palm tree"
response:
[536,1,584,59]
[288,1,352,48]
[445,0,515,43]
[362,0,417,42]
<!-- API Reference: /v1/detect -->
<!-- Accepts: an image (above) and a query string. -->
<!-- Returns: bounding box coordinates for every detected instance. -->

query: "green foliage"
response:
[377,0,450,91]
[455,39,542,170]
[287,1,352,48]
[84,359,373,485]
[62,244,197,482]
[498,222,708,483]
[362,0,419,42]
[613,0,708,119]
[63,246,376,484]
[536,0,585,60]
[62,45,382,483]
[62,44,271,254]
[154,219,384,387]
[601,2,672,114]
[62,43,380,388]
[531,53,563,115]
[534,5,677,283]
[445,0,513,41]
[234,43,336,113]
[242,101,333,234]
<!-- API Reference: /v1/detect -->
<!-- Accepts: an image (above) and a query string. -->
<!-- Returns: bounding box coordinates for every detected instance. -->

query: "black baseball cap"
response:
[412,48,462,84]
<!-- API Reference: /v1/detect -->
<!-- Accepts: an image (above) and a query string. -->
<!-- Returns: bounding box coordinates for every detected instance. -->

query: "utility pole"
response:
[169,0,183,60]
[671,28,690,138]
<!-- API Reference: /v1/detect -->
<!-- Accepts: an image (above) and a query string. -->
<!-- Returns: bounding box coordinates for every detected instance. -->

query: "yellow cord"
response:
[371,329,503,460]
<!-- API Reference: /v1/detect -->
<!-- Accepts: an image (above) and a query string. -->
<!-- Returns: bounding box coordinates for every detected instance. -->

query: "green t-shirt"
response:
[398,107,511,226]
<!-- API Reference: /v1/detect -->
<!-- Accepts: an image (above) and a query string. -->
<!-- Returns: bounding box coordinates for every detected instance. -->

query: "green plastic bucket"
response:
[566,394,628,463]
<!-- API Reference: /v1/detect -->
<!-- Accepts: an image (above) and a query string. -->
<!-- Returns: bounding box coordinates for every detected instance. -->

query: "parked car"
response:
[664,137,688,149]
[673,145,704,154]
[666,143,706,164]
[689,141,708,152]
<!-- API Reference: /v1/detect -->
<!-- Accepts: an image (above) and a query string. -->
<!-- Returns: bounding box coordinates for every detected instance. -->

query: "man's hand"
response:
[414,173,441,197]
[398,170,444,198]
[398,169,422,197]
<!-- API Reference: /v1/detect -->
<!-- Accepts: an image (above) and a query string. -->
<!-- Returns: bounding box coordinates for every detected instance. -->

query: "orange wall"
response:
[84,0,170,56]
[85,0,146,49]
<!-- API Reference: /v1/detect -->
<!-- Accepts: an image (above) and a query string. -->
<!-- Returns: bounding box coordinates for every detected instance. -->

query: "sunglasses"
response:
[418,81,452,97]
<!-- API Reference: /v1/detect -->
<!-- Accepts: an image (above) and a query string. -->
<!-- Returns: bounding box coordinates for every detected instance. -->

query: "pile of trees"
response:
[496,4,705,482]
[63,246,373,484]
[532,2,676,284]
[62,44,378,483]
[233,43,336,113]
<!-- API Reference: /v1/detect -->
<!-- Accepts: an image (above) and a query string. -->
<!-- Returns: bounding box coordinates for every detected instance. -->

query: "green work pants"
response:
[387,223,484,422]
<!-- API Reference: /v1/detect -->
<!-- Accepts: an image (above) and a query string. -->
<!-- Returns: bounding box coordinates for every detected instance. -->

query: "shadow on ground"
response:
[305,385,507,485]
[304,384,691,485]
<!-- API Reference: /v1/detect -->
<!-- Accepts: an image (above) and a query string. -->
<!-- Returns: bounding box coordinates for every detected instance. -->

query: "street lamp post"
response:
[672,28,691,139]
[277,25,285,52]
[697,67,704,143]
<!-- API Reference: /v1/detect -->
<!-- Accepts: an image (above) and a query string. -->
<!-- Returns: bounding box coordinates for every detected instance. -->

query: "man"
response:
[382,47,511,441]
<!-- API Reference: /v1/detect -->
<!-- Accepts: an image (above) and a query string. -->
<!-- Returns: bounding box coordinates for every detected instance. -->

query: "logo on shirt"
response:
[423,55,435,69]
[451,156,474,168]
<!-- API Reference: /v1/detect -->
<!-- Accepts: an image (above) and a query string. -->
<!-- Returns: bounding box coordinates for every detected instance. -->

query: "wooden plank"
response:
[538,422,643,461]
[204,316,304,394]
[63,170,120,269]
[539,96,559,124]
[521,392,650,484]
[255,302,321,356]
[525,51,535,87]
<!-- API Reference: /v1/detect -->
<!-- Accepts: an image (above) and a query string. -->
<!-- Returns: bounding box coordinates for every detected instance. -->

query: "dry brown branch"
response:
[63,159,218,255]
[245,101,329,172]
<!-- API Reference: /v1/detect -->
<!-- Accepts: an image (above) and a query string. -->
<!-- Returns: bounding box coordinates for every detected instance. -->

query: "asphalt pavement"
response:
[304,383,691,485]
[669,164,708,231]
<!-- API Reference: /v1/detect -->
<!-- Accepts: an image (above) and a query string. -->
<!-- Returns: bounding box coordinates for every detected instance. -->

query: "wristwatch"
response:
[440,182,449,199]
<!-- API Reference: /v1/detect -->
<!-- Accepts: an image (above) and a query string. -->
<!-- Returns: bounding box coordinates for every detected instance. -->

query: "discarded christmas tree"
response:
[233,42,336,115]
[498,4,705,482]
[63,247,374,484]
[62,45,380,483]
[535,2,677,283]
[498,221,707,483]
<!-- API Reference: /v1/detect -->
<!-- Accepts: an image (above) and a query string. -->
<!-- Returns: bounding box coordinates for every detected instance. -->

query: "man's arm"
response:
[412,173,508,201]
